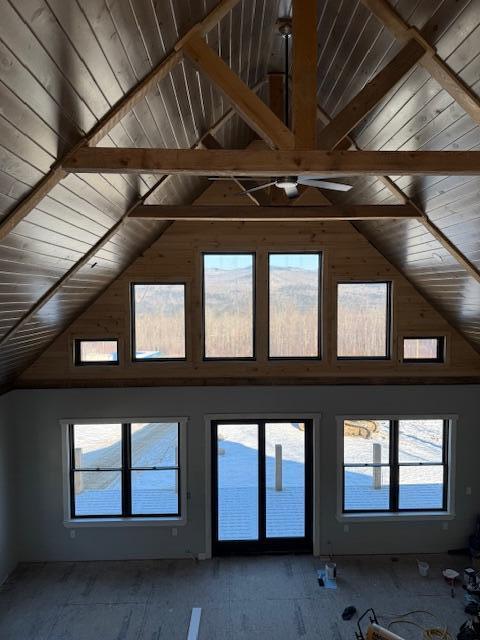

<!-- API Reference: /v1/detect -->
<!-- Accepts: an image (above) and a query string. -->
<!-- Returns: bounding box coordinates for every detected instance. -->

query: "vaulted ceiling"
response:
[0,0,480,389]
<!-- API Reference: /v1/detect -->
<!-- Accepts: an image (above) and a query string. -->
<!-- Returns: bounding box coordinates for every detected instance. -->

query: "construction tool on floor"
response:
[356,608,454,639]
[443,568,460,598]
[355,610,405,640]
[464,568,480,600]
[457,619,480,640]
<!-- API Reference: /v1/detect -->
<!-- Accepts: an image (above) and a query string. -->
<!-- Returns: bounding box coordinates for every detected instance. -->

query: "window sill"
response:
[63,517,186,528]
[337,511,455,523]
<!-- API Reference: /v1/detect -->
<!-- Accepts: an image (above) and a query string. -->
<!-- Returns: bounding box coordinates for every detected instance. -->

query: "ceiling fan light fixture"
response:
[275,177,298,189]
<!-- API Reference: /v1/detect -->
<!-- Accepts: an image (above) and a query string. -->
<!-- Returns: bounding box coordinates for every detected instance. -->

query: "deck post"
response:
[373,443,382,489]
[275,444,283,491]
[74,448,83,493]
[175,445,179,494]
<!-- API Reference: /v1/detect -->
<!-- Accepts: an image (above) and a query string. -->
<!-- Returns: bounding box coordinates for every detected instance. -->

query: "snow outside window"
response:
[342,419,449,513]
[68,420,184,519]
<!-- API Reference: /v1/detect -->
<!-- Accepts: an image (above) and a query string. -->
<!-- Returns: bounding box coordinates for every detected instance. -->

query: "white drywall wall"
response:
[6,385,480,561]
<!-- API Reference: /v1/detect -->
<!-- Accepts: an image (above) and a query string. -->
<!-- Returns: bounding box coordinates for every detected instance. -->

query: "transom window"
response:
[68,421,183,519]
[131,283,186,361]
[268,253,321,358]
[203,253,255,359]
[403,337,445,363]
[342,419,449,513]
[74,339,119,365]
[337,282,391,359]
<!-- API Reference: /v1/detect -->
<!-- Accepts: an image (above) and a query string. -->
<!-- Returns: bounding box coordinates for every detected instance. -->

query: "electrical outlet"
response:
[466,486,472,496]
[442,522,449,531]
[172,527,178,537]
[343,524,350,533]
[69,529,76,539]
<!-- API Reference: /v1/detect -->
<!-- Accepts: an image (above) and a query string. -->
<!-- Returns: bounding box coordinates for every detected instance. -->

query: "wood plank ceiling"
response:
[0,0,479,387]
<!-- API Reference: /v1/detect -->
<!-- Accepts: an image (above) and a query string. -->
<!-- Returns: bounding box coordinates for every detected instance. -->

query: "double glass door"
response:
[212,419,312,554]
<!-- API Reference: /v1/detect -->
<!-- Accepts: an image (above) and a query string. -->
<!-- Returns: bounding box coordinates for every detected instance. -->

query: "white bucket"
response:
[417,561,430,577]
[325,562,337,580]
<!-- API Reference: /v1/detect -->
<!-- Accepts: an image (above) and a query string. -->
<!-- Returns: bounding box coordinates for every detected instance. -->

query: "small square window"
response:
[74,339,119,365]
[403,337,444,363]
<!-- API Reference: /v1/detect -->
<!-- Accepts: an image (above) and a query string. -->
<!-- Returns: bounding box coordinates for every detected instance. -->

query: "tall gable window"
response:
[132,283,186,361]
[337,282,391,359]
[269,253,321,358]
[203,253,255,359]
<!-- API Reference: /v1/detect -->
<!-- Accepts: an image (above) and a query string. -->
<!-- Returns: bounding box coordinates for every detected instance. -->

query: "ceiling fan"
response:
[208,20,353,200]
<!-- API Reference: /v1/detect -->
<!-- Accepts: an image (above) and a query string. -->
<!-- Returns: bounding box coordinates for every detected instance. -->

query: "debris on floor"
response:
[341,605,356,621]
[316,567,337,589]
[458,619,480,640]
[317,559,337,589]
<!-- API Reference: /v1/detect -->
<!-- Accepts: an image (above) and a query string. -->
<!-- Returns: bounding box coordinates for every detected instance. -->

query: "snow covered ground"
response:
[217,423,305,540]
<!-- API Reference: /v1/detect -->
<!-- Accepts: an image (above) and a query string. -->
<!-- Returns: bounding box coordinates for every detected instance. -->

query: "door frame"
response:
[204,413,321,558]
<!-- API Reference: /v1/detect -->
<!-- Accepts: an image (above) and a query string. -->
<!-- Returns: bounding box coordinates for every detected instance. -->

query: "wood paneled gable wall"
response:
[19,216,480,388]
[2,0,480,389]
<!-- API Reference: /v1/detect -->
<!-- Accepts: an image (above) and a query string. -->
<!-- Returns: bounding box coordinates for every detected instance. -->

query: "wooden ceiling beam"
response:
[292,0,317,148]
[63,148,480,176]
[319,39,425,150]
[268,73,285,122]
[0,184,163,349]
[0,0,241,243]
[0,167,66,242]
[129,204,421,221]
[200,134,269,205]
[378,183,480,285]
[180,34,295,150]
[316,84,480,285]
[0,100,244,350]
[360,0,480,127]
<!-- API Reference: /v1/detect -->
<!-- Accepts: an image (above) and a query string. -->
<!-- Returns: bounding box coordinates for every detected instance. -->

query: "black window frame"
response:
[202,251,256,361]
[342,419,449,514]
[131,282,187,362]
[69,422,181,519]
[402,336,445,364]
[336,280,392,361]
[267,251,322,360]
[73,338,119,366]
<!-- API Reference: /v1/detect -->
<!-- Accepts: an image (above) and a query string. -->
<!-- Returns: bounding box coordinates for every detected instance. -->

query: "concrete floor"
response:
[0,553,473,639]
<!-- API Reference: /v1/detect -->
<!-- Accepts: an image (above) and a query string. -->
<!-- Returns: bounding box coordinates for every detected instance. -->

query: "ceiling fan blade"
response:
[234,181,276,195]
[207,177,270,181]
[298,174,348,181]
[298,178,353,192]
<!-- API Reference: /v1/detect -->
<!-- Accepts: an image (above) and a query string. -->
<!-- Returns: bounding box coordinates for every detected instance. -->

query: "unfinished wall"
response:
[0,393,16,582]
[18,220,480,387]
[8,384,480,562]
